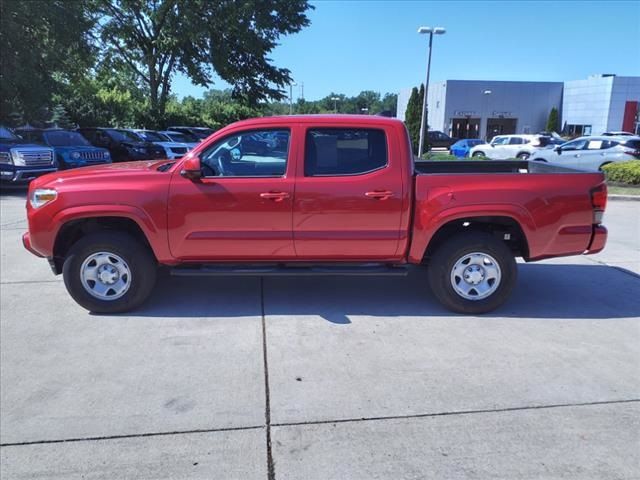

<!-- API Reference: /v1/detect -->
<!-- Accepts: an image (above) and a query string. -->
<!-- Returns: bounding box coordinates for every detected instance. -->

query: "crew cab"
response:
[0,126,56,183]
[23,115,608,315]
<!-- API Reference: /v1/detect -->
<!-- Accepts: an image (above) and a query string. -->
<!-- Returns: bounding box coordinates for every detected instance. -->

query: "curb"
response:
[608,194,640,202]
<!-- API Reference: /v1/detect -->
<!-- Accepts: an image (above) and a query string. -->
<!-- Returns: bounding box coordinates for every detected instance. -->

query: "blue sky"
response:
[172,0,640,101]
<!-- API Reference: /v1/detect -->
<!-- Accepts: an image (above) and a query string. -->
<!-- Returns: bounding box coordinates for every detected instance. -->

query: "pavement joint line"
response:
[260,276,276,480]
[0,280,62,285]
[271,398,640,429]
[0,424,265,448]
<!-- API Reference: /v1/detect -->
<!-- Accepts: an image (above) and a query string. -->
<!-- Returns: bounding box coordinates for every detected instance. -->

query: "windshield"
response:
[0,126,18,140]
[165,131,196,143]
[44,130,91,147]
[108,129,143,142]
[138,131,167,142]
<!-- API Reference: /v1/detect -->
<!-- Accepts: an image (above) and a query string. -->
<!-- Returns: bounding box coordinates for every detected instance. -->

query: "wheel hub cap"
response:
[80,252,132,301]
[451,252,502,301]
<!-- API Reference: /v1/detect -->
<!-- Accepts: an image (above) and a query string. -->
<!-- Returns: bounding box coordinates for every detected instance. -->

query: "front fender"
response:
[29,204,171,261]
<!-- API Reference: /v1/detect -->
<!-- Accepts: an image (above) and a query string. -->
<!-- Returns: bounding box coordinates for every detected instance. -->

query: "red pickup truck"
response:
[23,115,608,314]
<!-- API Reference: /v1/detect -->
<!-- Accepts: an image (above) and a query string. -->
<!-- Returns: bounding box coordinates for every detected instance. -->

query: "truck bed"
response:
[414,160,578,175]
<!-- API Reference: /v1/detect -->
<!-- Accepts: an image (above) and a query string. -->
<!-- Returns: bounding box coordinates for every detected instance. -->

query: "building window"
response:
[566,124,592,137]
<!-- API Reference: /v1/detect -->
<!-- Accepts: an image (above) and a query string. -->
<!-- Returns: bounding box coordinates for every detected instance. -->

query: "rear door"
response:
[293,125,404,260]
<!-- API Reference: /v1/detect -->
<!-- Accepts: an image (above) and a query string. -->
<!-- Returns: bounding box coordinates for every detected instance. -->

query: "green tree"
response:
[0,0,95,123]
[405,85,424,154]
[546,107,559,132]
[97,0,312,127]
[49,104,73,129]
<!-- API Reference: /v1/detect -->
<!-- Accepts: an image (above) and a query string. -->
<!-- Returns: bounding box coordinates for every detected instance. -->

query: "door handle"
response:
[365,190,393,200]
[260,191,290,202]
[574,154,581,157]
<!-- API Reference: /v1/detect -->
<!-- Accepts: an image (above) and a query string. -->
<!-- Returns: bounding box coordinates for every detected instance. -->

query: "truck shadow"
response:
[0,185,28,200]
[135,263,640,322]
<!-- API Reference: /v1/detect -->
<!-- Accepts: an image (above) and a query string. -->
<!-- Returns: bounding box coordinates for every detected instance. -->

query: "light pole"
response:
[481,89,492,141]
[331,96,340,113]
[289,82,297,114]
[417,26,445,158]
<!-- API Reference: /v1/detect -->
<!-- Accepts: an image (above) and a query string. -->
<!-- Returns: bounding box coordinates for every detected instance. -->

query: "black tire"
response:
[472,151,485,158]
[62,232,157,313]
[517,152,530,160]
[427,232,517,314]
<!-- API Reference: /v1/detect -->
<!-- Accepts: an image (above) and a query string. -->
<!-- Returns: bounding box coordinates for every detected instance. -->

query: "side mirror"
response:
[554,146,562,154]
[180,156,202,180]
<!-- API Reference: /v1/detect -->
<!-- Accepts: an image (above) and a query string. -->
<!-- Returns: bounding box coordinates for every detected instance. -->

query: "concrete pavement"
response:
[1,188,638,479]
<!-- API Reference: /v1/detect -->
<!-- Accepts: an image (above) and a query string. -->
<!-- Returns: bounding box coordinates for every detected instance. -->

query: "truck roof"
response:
[229,114,405,128]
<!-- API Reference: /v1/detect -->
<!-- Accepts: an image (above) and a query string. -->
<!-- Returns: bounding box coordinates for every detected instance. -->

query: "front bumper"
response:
[22,232,44,257]
[585,225,607,254]
[1,166,56,183]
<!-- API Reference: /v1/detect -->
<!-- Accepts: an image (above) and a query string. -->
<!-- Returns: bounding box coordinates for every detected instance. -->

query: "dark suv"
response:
[427,131,457,150]
[167,126,215,141]
[77,128,166,162]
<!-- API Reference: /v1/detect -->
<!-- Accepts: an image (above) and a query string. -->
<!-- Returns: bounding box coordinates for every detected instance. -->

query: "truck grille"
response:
[0,152,9,163]
[14,149,54,166]
[79,151,107,162]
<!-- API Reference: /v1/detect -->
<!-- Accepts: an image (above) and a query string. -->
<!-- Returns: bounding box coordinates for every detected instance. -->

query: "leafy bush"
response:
[602,160,640,185]
[420,152,459,161]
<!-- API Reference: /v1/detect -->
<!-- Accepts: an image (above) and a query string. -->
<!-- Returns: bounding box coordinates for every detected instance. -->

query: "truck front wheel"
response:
[62,232,157,313]
[427,232,517,314]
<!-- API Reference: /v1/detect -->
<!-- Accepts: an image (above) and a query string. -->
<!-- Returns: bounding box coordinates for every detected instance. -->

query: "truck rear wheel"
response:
[427,232,517,314]
[62,232,157,313]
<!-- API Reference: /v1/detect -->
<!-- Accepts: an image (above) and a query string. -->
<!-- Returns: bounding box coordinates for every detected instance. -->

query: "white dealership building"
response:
[397,75,640,140]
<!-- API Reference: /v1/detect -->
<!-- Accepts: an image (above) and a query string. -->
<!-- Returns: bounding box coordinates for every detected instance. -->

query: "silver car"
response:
[530,135,640,171]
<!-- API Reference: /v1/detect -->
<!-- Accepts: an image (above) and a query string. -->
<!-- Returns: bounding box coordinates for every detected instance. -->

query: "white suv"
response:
[530,136,640,171]
[469,135,550,160]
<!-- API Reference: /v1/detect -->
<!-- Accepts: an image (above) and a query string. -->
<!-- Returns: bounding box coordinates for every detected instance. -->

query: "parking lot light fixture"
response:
[331,96,340,113]
[417,25,446,157]
[289,82,298,114]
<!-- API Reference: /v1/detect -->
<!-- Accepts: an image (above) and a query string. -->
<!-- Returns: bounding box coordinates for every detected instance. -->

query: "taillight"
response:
[591,183,607,224]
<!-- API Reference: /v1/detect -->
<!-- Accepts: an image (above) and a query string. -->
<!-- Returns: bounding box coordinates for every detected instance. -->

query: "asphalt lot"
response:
[0,187,638,479]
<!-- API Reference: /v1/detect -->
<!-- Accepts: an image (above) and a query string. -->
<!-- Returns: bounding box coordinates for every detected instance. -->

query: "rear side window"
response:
[305,128,387,176]
[509,137,524,145]
[622,139,640,149]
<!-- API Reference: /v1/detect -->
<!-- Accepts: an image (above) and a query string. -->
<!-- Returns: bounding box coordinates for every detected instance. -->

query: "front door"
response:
[293,126,404,260]
[167,128,296,261]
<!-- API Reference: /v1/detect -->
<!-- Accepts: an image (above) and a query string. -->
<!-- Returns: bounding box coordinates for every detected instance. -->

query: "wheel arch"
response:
[420,215,530,264]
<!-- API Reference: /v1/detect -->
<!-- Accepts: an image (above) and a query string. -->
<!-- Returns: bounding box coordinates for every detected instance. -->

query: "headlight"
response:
[29,188,57,209]
[103,151,110,159]
[71,151,81,160]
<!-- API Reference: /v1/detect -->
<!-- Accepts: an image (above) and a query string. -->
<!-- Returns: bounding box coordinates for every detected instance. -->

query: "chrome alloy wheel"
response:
[450,252,502,300]
[80,252,132,300]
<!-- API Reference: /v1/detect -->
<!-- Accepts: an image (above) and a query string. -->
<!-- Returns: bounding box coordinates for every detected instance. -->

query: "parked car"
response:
[530,135,640,171]
[15,128,111,170]
[449,139,483,158]
[602,131,634,136]
[77,128,165,162]
[0,126,56,183]
[131,129,190,159]
[24,115,608,315]
[469,134,553,160]
[157,130,199,149]
[167,126,215,141]
[427,130,457,150]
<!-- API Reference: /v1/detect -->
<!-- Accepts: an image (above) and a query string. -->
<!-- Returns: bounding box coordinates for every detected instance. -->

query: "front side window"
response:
[200,129,289,177]
[561,139,588,151]
[305,128,387,176]
[491,136,509,146]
